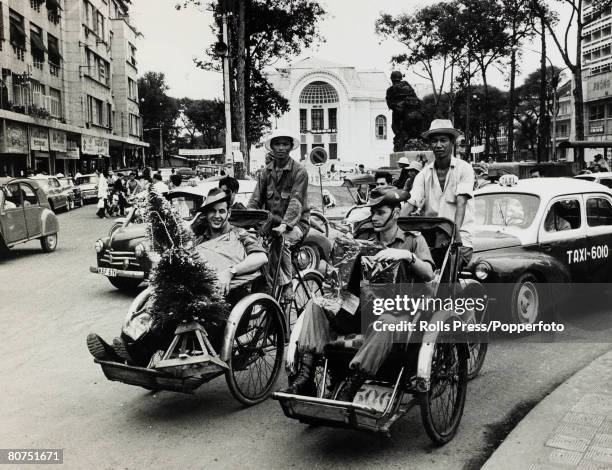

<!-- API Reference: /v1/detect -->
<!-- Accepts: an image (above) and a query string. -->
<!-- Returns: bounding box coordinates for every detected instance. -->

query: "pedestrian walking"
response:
[96,170,109,218]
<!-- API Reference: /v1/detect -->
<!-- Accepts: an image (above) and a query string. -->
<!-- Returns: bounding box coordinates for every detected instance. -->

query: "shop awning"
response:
[46,0,63,11]
[48,40,62,60]
[30,33,47,53]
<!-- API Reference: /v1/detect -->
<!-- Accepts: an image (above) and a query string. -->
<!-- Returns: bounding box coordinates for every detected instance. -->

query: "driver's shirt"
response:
[408,157,475,248]
[357,228,435,281]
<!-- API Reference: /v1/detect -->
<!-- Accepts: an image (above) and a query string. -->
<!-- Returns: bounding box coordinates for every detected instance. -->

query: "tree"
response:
[535,0,612,166]
[178,98,226,149]
[178,0,326,172]
[502,0,536,160]
[375,3,463,116]
[138,72,180,164]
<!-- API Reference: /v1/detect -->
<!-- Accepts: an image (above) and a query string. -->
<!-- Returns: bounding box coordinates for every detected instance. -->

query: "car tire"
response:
[296,242,321,272]
[507,273,544,326]
[40,233,58,253]
[108,277,142,292]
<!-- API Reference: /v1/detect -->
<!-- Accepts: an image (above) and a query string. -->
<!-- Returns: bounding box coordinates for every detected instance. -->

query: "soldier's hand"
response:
[272,223,288,236]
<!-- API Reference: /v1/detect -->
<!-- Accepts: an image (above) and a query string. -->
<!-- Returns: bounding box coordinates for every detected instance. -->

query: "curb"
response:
[482,348,612,470]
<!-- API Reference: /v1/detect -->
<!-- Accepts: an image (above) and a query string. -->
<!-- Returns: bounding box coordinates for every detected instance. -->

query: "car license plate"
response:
[98,267,118,277]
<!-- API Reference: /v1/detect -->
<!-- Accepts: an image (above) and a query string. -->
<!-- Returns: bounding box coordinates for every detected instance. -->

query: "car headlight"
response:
[95,239,104,253]
[134,243,146,258]
[474,262,492,280]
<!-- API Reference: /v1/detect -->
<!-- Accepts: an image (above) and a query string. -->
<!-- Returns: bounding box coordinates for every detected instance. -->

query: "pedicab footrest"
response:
[272,392,390,432]
[94,359,212,394]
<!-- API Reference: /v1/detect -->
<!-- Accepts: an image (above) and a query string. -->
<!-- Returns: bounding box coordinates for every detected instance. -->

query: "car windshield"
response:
[77,176,98,185]
[475,193,541,230]
[59,179,73,187]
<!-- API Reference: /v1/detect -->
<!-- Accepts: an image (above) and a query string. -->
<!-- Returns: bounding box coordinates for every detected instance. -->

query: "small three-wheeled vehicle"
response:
[274,217,488,444]
[93,210,324,406]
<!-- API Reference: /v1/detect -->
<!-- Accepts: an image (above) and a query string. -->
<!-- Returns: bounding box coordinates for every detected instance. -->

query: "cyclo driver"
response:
[86,188,268,366]
[285,186,435,402]
[247,129,310,302]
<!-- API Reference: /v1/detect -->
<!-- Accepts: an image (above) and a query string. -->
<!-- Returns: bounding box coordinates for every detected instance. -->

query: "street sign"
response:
[309,147,328,167]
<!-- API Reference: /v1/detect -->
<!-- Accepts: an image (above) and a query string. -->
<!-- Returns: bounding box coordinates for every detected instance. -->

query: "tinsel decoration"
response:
[145,188,230,329]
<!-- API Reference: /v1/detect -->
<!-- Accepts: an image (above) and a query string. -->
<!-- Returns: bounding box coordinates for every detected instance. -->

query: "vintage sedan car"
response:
[58,177,83,209]
[0,178,59,252]
[574,171,612,189]
[75,173,99,202]
[469,177,612,325]
[29,175,69,213]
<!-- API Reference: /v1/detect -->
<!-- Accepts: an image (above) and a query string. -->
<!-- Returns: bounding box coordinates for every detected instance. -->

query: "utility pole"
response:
[236,0,248,176]
[537,12,547,163]
[159,124,164,166]
[465,57,472,160]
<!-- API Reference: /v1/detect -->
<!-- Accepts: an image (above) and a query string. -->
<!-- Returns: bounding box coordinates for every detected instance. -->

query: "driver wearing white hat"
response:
[401,119,475,268]
[247,128,310,301]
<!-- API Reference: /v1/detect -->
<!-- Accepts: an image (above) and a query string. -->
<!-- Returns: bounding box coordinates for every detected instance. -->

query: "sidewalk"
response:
[483,349,612,470]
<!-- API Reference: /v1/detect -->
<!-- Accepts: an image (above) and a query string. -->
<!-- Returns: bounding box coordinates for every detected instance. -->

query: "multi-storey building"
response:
[0,0,147,177]
[580,0,612,161]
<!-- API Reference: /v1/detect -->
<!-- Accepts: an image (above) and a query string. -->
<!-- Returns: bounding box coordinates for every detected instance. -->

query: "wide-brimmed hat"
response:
[264,128,300,152]
[422,119,463,140]
[197,187,230,213]
[366,185,409,208]
[407,161,423,172]
[398,157,411,167]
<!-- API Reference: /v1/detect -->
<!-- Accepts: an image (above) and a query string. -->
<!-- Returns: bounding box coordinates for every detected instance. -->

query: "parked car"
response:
[486,161,577,182]
[574,171,612,189]
[58,177,83,209]
[469,177,612,325]
[75,173,99,203]
[29,175,69,213]
[0,177,59,252]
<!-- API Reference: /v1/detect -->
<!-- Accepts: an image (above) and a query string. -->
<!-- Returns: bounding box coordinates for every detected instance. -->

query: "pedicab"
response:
[93,209,324,406]
[274,216,488,444]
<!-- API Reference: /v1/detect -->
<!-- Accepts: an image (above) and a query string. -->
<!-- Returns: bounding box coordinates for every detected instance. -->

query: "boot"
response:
[335,370,367,403]
[282,352,316,396]
[87,333,122,362]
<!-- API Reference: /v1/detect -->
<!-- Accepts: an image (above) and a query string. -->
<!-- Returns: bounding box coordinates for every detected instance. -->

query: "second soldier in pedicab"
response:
[284,186,435,402]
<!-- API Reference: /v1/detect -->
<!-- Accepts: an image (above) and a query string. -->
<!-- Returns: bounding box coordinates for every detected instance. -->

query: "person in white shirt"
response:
[152,173,169,195]
[400,119,475,268]
[96,170,109,218]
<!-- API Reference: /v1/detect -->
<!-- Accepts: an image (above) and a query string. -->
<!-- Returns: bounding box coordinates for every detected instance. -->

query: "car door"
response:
[538,195,589,282]
[21,183,42,238]
[584,192,612,282]
[1,184,28,243]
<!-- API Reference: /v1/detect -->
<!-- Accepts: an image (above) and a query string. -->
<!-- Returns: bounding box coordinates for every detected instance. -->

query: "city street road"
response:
[1,205,611,470]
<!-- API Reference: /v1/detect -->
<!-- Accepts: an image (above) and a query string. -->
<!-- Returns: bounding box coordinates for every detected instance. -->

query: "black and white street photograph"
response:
[2,0,612,469]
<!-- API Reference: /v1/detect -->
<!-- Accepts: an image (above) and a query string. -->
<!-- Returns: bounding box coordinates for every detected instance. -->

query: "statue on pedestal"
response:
[386,71,424,152]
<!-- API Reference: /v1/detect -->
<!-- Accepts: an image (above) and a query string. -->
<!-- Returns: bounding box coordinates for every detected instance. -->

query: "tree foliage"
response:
[178,0,326,148]
[178,98,226,148]
[138,72,180,156]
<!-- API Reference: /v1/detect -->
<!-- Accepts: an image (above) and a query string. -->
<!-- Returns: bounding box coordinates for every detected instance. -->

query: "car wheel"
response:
[508,273,542,325]
[295,242,321,272]
[108,277,142,292]
[40,233,58,253]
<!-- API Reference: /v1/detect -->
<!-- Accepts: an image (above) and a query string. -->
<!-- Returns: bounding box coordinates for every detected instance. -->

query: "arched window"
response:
[299,81,339,104]
[375,115,387,140]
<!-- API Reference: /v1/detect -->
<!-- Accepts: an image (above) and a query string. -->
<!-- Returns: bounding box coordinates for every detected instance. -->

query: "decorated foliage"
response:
[145,188,230,329]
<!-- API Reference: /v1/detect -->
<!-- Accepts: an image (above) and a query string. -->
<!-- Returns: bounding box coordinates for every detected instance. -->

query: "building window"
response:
[311,109,324,131]
[32,81,45,108]
[96,11,104,40]
[329,143,338,160]
[375,115,387,139]
[299,81,339,104]
[300,109,307,132]
[129,43,137,67]
[30,23,46,68]
[128,78,137,101]
[83,0,91,27]
[47,0,61,25]
[98,58,109,85]
[129,113,141,136]
[590,103,606,120]
[9,10,26,51]
[328,108,337,131]
[48,33,61,75]
[300,143,308,160]
[49,87,61,117]
[87,95,105,126]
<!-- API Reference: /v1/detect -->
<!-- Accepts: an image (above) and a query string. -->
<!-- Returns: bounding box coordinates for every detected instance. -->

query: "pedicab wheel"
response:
[467,342,488,380]
[226,297,286,406]
[419,342,469,445]
[288,270,324,330]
